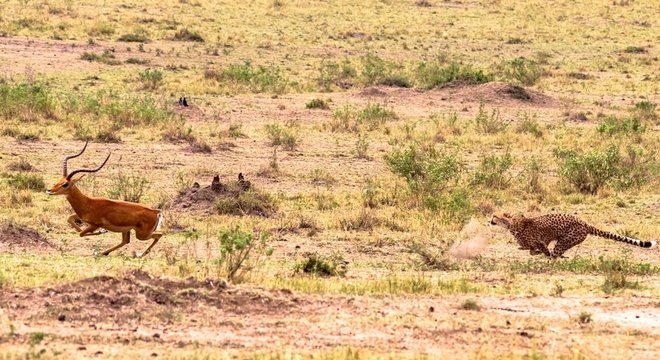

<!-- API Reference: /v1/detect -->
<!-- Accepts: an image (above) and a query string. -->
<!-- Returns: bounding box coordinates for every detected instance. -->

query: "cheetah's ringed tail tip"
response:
[651,240,657,249]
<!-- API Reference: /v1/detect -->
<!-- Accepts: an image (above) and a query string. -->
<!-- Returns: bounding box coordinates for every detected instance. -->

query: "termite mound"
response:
[171,173,276,217]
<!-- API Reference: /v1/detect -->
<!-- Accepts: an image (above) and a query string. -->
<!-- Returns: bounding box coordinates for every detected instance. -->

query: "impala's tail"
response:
[153,211,164,234]
[588,226,656,248]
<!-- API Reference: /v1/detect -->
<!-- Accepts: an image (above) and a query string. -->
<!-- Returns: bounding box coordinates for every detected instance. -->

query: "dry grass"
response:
[0,0,658,358]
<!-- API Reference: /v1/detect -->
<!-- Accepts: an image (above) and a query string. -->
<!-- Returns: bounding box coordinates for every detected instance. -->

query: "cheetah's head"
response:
[489,212,513,229]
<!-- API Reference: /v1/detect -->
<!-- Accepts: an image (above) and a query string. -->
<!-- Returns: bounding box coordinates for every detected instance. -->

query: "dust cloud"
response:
[450,218,490,259]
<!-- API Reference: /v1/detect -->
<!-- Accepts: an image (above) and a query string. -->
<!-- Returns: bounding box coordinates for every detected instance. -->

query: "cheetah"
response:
[490,212,656,258]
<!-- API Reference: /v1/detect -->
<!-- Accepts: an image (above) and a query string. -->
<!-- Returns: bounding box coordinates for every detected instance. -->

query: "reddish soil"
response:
[0,223,54,253]
[0,271,658,358]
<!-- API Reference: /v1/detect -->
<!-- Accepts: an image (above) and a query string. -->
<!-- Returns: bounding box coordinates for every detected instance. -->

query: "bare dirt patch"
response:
[438,81,557,107]
[1,272,658,358]
[0,270,299,324]
[0,221,53,253]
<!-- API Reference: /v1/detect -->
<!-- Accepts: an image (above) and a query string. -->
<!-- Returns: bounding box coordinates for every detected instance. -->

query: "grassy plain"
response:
[0,0,658,359]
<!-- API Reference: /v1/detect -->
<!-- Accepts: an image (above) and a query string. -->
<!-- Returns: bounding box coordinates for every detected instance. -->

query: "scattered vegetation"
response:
[118,32,150,43]
[408,240,455,271]
[596,115,645,136]
[216,226,271,282]
[294,253,347,277]
[206,62,287,94]
[459,299,481,311]
[172,28,204,42]
[473,103,508,134]
[554,144,656,193]
[515,112,543,137]
[470,151,513,189]
[306,98,330,110]
[138,69,164,90]
[215,189,277,217]
[0,82,57,121]
[80,50,121,65]
[330,103,397,132]
[107,172,150,202]
[499,57,543,86]
[5,173,45,191]
[416,61,493,89]
[264,123,299,150]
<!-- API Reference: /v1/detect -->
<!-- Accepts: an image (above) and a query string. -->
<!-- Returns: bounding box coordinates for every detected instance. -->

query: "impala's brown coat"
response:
[48,142,163,257]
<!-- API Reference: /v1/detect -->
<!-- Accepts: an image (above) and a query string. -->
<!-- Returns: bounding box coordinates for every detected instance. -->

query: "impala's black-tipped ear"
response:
[70,174,86,184]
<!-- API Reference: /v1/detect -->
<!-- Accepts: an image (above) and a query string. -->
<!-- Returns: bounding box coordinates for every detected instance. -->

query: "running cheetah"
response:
[490,212,656,258]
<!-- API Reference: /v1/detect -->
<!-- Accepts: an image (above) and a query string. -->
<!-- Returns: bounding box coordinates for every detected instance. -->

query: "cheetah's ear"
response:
[503,212,511,218]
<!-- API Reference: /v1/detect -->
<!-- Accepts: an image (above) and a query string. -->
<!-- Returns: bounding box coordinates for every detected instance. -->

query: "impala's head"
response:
[489,211,514,229]
[47,141,111,196]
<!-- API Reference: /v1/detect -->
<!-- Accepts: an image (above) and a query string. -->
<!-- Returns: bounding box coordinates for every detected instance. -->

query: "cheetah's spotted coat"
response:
[490,212,656,258]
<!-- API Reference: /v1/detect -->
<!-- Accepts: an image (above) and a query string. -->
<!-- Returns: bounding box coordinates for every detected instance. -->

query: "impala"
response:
[47,141,164,257]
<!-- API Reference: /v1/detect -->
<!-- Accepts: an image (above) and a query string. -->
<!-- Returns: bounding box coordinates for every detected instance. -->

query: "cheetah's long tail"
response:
[587,226,656,249]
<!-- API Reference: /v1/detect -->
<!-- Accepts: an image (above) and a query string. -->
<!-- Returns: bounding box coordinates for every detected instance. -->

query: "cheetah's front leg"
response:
[531,241,552,257]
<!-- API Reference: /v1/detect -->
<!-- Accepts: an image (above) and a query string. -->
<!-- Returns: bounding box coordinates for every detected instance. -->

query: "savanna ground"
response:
[0,0,659,358]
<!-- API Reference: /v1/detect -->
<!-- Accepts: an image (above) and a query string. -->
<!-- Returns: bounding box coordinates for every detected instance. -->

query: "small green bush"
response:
[470,151,513,189]
[212,62,287,93]
[6,159,34,172]
[6,173,45,191]
[264,123,299,150]
[459,299,481,311]
[358,103,397,130]
[138,69,164,90]
[294,253,346,277]
[107,172,150,203]
[339,209,381,231]
[554,145,620,194]
[330,104,396,132]
[634,101,657,121]
[553,144,656,193]
[385,144,462,194]
[0,82,57,121]
[104,96,173,127]
[473,103,508,134]
[216,226,271,282]
[408,240,456,271]
[515,112,543,137]
[316,58,357,91]
[623,46,646,54]
[125,57,150,65]
[500,57,543,86]
[596,116,645,135]
[602,268,640,294]
[118,33,150,43]
[80,50,122,65]
[87,22,115,36]
[416,61,493,89]
[215,190,277,217]
[172,28,204,42]
[306,98,329,110]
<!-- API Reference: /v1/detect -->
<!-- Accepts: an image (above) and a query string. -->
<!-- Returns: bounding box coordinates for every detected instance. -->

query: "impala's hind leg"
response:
[137,233,162,258]
[101,231,130,256]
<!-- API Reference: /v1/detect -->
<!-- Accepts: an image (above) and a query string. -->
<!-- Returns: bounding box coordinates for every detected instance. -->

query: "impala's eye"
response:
[62,183,69,188]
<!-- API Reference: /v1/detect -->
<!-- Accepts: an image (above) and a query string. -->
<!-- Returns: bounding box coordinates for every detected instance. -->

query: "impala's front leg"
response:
[67,214,84,232]
[79,224,107,237]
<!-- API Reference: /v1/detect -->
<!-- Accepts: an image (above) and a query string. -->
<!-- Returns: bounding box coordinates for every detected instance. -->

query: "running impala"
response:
[47,141,163,257]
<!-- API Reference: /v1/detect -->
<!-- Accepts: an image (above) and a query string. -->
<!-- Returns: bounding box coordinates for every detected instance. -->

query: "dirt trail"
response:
[1,271,658,358]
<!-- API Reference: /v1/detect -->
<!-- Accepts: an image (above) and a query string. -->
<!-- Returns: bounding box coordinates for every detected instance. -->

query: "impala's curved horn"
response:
[66,152,112,180]
[63,141,89,177]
